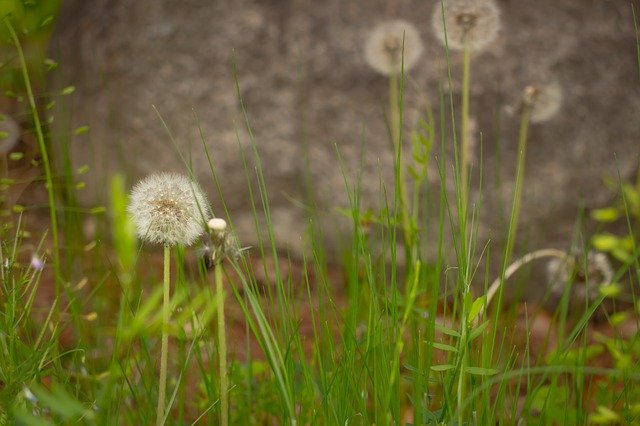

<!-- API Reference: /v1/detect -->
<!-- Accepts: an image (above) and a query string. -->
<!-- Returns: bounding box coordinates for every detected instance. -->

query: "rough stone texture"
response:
[51,0,640,262]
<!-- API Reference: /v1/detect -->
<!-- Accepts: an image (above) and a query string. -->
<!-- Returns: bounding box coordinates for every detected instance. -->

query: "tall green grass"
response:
[0,8,639,426]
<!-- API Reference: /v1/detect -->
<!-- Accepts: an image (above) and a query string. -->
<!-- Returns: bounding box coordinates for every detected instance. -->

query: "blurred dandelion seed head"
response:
[432,0,501,52]
[128,172,209,247]
[365,20,423,76]
[523,81,563,123]
[547,251,613,301]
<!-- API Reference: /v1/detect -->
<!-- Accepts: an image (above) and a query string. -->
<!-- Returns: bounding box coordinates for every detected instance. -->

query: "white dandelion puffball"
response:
[432,0,501,52]
[365,20,423,76]
[128,172,209,246]
[525,82,563,123]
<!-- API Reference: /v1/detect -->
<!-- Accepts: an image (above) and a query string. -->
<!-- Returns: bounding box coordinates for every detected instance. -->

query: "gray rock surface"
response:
[51,0,640,261]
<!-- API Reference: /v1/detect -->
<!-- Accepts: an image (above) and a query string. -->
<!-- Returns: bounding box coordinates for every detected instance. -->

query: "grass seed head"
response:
[365,20,423,76]
[128,172,209,247]
[432,0,501,52]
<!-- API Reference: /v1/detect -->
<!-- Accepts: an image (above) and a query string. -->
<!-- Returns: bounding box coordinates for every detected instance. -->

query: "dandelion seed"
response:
[364,20,423,76]
[432,0,501,52]
[128,173,209,247]
[522,82,563,123]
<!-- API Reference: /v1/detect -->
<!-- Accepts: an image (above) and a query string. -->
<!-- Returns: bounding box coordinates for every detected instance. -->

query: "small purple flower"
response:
[30,254,45,271]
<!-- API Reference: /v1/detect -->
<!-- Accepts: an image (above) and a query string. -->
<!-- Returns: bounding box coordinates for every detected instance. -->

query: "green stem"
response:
[504,100,532,262]
[216,263,229,426]
[389,73,413,254]
[156,245,170,426]
[6,21,61,307]
[460,46,471,218]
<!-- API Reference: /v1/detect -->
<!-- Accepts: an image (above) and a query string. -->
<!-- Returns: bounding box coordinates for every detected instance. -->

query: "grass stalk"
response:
[460,46,471,217]
[389,72,413,251]
[5,20,61,306]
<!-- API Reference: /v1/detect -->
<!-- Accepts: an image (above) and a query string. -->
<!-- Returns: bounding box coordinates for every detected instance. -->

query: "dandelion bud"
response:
[432,0,501,52]
[365,20,423,76]
[204,217,240,267]
[128,172,209,247]
[208,217,227,234]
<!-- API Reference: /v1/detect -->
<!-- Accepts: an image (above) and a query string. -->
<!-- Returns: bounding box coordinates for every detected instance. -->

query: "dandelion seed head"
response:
[523,81,563,123]
[365,20,423,76]
[432,0,501,52]
[547,251,613,302]
[128,172,209,247]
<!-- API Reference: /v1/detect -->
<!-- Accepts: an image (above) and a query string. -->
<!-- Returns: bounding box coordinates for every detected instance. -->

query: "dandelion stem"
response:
[216,262,229,426]
[156,244,170,426]
[460,46,471,218]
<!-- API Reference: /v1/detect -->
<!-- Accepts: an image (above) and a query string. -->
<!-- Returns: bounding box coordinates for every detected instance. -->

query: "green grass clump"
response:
[0,5,640,426]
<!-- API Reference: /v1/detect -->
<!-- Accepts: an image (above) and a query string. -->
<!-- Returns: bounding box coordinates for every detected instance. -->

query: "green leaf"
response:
[591,207,620,222]
[611,247,632,263]
[434,323,460,338]
[465,366,499,376]
[73,125,89,135]
[467,295,486,324]
[599,283,621,298]
[622,183,640,214]
[590,406,621,424]
[60,86,75,96]
[432,342,458,353]
[469,321,489,341]
[430,364,455,372]
[591,233,620,251]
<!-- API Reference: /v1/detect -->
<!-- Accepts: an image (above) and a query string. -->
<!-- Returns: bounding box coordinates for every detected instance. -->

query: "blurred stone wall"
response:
[51,0,639,260]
